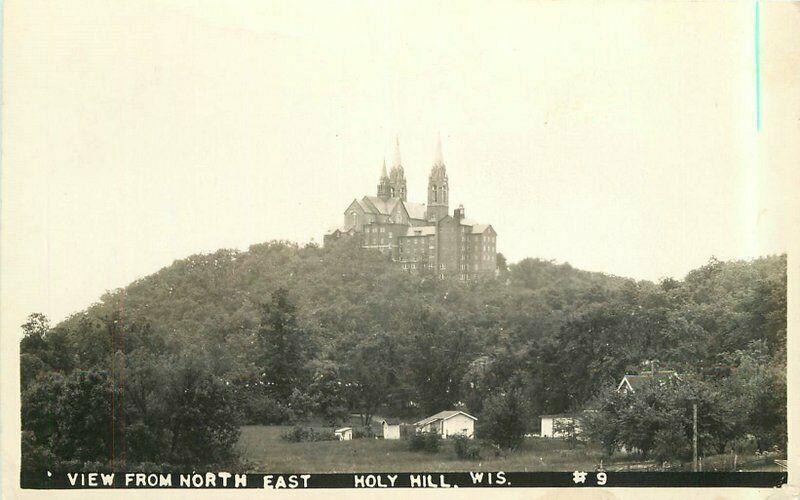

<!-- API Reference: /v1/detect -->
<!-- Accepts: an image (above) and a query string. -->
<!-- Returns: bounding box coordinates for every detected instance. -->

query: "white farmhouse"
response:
[414,410,477,439]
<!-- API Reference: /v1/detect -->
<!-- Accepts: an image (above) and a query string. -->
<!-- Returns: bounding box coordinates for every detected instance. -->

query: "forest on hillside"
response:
[20,238,787,478]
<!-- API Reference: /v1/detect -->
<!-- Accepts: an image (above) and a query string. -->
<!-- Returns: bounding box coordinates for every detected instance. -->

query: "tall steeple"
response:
[393,136,402,168]
[388,136,407,201]
[377,158,391,198]
[426,135,449,221]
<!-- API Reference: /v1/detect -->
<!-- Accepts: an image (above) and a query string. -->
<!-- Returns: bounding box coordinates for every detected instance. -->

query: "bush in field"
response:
[452,435,481,460]
[552,417,582,449]
[310,429,337,441]
[281,426,310,442]
[408,430,442,453]
[399,424,415,440]
[352,426,376,439]
[478,388,529,450]
[652,425,692,464]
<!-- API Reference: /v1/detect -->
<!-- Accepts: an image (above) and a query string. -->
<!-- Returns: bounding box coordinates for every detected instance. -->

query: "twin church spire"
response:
[377,137,449,221]
[378,137,406,199]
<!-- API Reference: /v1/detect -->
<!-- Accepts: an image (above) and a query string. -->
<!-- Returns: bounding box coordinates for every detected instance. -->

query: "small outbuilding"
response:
[381,419,403,440]
[334,427,353,441]
[414,410,477,439]
[540,413,582,438]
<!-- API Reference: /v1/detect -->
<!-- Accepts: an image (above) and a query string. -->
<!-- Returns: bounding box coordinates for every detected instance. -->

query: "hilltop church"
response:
[324,138,497,281]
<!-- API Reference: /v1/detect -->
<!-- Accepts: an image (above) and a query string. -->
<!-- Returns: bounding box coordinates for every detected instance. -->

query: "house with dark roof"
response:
[414,410,477,439]
[323,137,497,281]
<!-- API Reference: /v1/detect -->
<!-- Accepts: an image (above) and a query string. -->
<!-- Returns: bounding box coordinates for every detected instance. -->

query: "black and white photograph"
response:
[1,0,798,496]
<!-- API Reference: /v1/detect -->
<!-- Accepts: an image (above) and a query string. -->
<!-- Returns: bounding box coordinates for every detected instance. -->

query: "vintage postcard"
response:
[1,1,798,498]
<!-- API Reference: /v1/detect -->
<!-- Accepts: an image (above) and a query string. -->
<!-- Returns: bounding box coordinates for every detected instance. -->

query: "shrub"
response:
[552,418,582,449]
[478,388,529,450]
[399,424,415,440]
[353,426,376,439]
[280,426,337,442]
[244,394,296,425]
[652,426,692,464]
[309,429,337,442]
[281,426,312,442]
[726,435,758,455]
[408,430,442,453]
[452,435,481,460]
[20,431,55,485]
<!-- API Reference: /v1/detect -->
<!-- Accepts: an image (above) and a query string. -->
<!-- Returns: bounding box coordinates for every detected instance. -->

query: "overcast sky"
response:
[2,1,796,335]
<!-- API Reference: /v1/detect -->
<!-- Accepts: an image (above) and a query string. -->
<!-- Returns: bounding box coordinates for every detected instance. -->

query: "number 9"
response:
[597,472,607,485]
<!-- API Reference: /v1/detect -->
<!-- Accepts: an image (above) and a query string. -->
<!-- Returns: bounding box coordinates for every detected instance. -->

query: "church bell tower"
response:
[377,158,391,199]
[426,136,449,221]
[389,137,407,201]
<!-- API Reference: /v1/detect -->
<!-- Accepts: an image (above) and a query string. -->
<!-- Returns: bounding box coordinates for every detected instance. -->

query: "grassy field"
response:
[238,425,634,473]
[236,425,784,473]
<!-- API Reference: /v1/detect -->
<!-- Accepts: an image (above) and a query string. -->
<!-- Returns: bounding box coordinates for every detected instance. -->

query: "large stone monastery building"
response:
[324,138,497,280]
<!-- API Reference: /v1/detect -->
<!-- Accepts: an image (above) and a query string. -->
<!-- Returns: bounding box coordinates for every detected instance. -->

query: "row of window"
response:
[400,266,480,282]
[363,235,495,256]
[402,263,435,270]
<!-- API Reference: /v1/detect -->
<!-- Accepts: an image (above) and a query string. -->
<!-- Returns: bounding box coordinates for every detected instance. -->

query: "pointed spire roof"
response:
[380,157,388,179]
[434,134,444,166]
[393,136,402,168]
[429,135,448,183]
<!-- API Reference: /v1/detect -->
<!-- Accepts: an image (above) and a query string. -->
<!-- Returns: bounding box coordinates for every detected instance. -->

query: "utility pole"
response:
[692,403,698,472]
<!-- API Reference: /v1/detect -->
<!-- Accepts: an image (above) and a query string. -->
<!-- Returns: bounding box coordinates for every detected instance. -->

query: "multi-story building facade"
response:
[324,138,497,280]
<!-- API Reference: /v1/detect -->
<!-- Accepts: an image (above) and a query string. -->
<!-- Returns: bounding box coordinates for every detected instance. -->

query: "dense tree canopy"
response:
[20,237,786,476]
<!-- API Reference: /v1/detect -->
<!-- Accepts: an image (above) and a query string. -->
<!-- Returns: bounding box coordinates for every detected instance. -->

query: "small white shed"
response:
[381,419,402,440]
[414,410,477,439]
[540,414,582,438]
[334,427,353,441]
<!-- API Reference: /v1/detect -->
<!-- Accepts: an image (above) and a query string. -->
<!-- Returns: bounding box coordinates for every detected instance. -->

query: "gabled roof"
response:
[381,418,404,426]
[363,196,401,215]
[617,370,680,393]
[403,202,427,220]
[334,427,352,432]
[389,200,410,222]
[414,410,477,427]
[470,224,494,234]
[344,198,368,215]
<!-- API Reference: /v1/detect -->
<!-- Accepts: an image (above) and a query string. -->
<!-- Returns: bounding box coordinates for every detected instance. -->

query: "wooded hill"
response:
[20,237,786,473]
